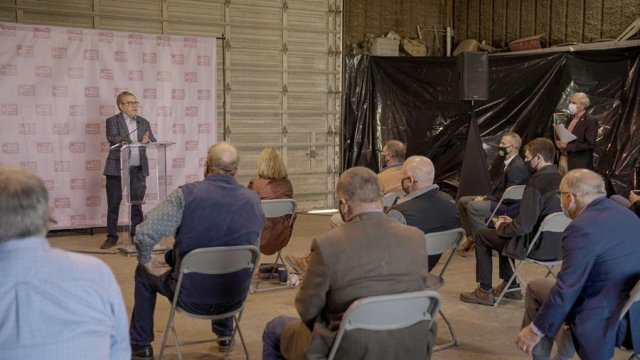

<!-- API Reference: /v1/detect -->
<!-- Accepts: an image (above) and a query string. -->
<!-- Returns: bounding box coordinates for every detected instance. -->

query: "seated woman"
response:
[248,148,295,255]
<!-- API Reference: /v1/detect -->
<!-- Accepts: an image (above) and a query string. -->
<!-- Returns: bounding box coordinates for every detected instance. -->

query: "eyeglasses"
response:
[121,101,139,106]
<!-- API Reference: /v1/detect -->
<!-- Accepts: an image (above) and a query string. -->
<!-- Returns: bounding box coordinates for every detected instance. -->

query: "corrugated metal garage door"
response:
[0,0,342,211]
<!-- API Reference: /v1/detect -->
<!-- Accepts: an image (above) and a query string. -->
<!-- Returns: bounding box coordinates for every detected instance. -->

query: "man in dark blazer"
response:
[516,169,640,359]
[460,138,562,305]
[457,132,529,253]
[555,92,598,173]
[101,91,156,249]
[262,167,436,360]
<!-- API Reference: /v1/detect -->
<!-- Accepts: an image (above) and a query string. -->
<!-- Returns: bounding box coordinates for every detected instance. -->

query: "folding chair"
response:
[425,228,466,351]
[158,245,260,360]
[486,185,526,226]
[252,199,297,292]
[327,290,441,360]
[619,278,640,359]
[494,212,571,307]
[382,192,399,210]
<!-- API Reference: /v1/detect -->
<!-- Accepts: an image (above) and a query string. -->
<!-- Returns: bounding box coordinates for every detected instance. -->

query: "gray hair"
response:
[572,92,591,108]
[206,141,240,176]
[0,166,49,242]
[502,131,522,149]
[561,169,606,198]
[337,167,382,203]
[403,155,435,185]
[384,140,407,161]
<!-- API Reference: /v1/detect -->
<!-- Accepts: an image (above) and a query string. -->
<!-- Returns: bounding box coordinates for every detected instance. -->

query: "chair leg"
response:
[159,306,178,360]
[172,323,183,360]
[434,309,458,351]
[494,260,523,307]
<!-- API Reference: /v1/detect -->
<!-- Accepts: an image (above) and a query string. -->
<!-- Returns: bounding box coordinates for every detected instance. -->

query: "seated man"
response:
[515,169,640,359]
[610,190,640,218]
[378,139,406,195]
[387,155,458,271]
[263,167,436,360]
[0,166,129,359]
[459,138,562,305]
[129,142,265,359]
[457,131,529,254]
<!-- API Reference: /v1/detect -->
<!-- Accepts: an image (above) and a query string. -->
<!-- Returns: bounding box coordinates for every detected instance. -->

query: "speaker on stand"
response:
[457,51,489,137]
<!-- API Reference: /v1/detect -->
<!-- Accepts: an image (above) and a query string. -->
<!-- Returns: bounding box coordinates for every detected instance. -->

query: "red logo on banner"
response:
[70,142,86,153]
[1,64,16,76]
[171,54,185,65]
[85,87,100,97]
[2,143,19,154]
[157,71,171,81]
[185,106,198,117]
[2,104,18,115]
[171,89,185,100]
[100,105,115,116]
[156,36,171,46]
[172,158,185,168]
[99,32,113,43]
[128,34,143,45]
[148,158,157,169]
[33,27,51,39]
[35,66,51,78]
[143,88,156,99]
[198,123,211,134]
[54,123,70,135]
[157,106,172,117]
[86,196,101,207]
[143,52,157,64]
[20,161,37,171]
[198,89,211,100]
[36,104,52,116]
[185,174,199,183]
[185,141,199,151]
[185,72,198,83]
[17,45,34,57]
[129,70,143,81]
[0,24,16,36]
[54,197,70,208]
[159,175,173,186]
[86,160,101,171]
[37,142,54,153]
[68,67,84,79]
[70,215,86,225]
[184,38,198,48]
[101,142,110,153]
[51,47,67,59]
[197,55,210,66]
[70,179,86,190]
[18,85,35,96]
[67,29,83,41]
[172,124,185,134]
[69,105,85,116]
[54,161,70,172]
[43,180,54,191]
[114,51,128,62]
[100,69,114,80]
[85,123,100,134]
[52,86,68,97]
[19,123,37,135]
[83,49,99,60]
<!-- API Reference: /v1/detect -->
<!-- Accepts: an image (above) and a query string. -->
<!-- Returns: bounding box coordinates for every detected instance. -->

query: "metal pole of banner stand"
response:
[220,34,228,141]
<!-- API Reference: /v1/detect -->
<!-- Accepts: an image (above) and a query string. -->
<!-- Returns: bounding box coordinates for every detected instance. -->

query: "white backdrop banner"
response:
[0,22,216,230]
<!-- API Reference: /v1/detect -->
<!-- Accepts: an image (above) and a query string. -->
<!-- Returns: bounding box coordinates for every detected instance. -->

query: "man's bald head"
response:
[206,141,239,176]
[561,169,605,200]
[403,156,435,186]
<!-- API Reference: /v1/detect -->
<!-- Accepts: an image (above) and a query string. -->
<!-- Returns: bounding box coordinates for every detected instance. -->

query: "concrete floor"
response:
[48,214,632,359]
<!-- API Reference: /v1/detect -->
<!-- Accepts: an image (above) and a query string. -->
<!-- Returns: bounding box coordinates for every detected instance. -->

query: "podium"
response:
[116,141,175,255]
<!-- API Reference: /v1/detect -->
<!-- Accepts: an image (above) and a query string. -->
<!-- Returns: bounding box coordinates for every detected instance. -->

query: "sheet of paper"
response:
[553,124,577,143]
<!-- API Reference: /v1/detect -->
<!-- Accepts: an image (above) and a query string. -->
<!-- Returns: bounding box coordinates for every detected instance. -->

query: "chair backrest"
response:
[425,228,466,279]
[180,245,260,276]
[487,185,527,225]
[327,290,440,360]
[524,212,572,258]
[620,278,640,321]
[382,193,399,209]
[261,199,297,225]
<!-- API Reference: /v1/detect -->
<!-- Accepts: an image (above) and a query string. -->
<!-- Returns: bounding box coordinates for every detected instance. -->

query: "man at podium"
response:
[101,91,156,249]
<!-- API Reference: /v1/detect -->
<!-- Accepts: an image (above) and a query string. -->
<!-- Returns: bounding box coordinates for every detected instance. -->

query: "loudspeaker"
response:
[457,51,489,101]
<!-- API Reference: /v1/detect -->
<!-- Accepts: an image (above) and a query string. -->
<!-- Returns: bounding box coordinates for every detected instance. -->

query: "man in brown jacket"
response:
[262,166,436,360]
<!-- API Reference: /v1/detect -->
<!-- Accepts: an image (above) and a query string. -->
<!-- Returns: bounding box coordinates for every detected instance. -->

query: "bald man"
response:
[516,169,640,359]
[555,92,598,174]
[129,142,265,359]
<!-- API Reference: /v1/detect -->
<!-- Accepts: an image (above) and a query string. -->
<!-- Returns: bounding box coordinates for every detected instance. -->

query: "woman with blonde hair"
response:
[248,148,295,255]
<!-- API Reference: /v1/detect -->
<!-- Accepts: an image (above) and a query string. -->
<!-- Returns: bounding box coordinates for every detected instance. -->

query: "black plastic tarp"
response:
[342,46,640,196]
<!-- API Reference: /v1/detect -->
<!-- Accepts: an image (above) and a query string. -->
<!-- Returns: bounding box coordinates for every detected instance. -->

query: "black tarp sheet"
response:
[342,46,640,196]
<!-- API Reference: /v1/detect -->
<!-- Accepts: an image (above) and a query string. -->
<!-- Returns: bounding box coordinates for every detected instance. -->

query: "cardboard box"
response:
[509,34,543,52]
[371,38,399,56]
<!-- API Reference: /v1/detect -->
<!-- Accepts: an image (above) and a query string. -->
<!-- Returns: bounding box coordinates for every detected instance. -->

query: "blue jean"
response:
[262,316,297,360]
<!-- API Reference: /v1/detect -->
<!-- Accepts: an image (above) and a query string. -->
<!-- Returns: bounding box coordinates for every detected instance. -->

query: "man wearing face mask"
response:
[460,138,562,306]
[387,156,458,271]
[515,169,640,359]
[457,132,529,255]
[555,92,598,174]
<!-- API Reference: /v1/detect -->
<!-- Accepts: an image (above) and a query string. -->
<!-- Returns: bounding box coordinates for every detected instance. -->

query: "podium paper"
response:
[553,124,577,143]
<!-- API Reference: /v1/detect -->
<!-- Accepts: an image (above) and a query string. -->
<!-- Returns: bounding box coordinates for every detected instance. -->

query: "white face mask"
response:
[568,103,578,114]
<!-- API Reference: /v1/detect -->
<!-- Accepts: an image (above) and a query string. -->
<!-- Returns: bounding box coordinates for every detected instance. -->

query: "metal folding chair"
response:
[485,185,526,226]
[158,245,260,360]
[619,278,640,359]
[382,192,399,210]
[327,290,441,360]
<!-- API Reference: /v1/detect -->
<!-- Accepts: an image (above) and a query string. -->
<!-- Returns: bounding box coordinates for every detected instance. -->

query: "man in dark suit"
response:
[387,155,458,271]
[101,91,156,249]
[555,92,598,173]
[460,138,562,305]
[457,132,529,254]
[262,167,436,360]
[515,169,640,359]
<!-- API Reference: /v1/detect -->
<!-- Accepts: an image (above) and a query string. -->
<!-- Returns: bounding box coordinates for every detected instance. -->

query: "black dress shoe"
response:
[217,336,235,353]
[100,239,117,250]
[131,344,153,359]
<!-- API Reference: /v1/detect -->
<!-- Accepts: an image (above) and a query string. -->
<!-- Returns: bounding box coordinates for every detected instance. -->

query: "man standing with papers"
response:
[554,92,598,174]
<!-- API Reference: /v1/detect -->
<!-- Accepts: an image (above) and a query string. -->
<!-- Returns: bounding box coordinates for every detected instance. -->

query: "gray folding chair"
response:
[486,185,526,226]
[494,212,571,307]
[158,245,260,360]
[425,228,466,351]
[619,278,640,359]
[382,192,399,210]
[327,290,441,360]
[252,199,297,292]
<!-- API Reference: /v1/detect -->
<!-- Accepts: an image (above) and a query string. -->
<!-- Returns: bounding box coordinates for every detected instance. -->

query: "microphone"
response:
[110,120,139,149]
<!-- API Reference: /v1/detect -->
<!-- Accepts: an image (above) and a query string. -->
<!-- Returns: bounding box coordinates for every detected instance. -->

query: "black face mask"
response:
[524,157,537,174]
[497,146,509,157]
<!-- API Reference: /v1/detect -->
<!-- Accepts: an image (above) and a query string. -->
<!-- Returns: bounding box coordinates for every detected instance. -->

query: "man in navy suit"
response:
[101,91,156,249]
[555,92,598,174]
[516,169,640,359]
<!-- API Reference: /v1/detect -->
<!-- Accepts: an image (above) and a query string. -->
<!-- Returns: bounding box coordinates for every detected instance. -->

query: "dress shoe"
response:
[284,254,310,276]
[459,286,495,306]
[131,344,153,359]
[100,238,118,250]
[492,281,523,300]
[217,335,235,353]
[456,237,475,257]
